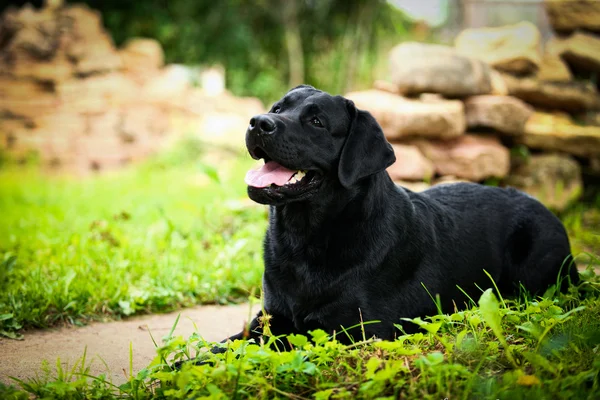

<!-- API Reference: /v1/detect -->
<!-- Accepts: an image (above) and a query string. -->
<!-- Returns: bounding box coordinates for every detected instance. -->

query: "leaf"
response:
[314,389,334,400]
[401,317,441,334]
[455,329,468,348]
[469,315,481,327]
[302,361,317,375]
[425,351,444,366]
[517,374,541,386]
[478,288,518,368]
[0,330,24,340]
[118,300,135,316]
[517,321,542,339]
[374,341,421,355]
[479,289,503,336]
[310,329,330,345]
[556,305,586,321]
[1,255,17,270]
[365,357,381,379]
[287,333,308,348]
[0,314,14,321]
[198,162,220,183]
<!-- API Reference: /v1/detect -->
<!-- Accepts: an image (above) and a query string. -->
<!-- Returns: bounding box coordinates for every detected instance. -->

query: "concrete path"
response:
[0,303,258,387]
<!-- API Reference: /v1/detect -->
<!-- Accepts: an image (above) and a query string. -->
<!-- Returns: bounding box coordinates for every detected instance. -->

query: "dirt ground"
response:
[0,303,258,387]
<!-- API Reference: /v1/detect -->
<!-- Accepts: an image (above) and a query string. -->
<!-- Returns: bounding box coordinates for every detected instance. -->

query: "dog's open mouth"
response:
[244,147,322,204]
[245,161,317,190]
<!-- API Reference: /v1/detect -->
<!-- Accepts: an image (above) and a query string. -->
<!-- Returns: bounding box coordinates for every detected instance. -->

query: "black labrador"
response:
[224,85,578,347]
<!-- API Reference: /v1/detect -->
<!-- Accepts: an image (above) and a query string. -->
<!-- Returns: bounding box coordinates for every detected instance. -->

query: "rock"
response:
[120,38,165,70]
[74,47,122,76]
[0,118,33,158]
[411,135,510,181]
[577,111,600,126]
[386,144,434,181]
[490,70,509,95]
[1,4,59,59]
[196,112,250,149]
[464,95,534,135]
[13,111,86,167]
[389,42,493,97]
[0,77,59,118]
[455,21,541,75]
[185,90,265,118]
[549,32,600,75]
[345,89,465,140]
[373,80,401,95]
[506,153,582,212]
[212,92,265,116]
[394,181,431,193]
[120,38,165,82]
[143,65,191,105]
[55,73,141,113]
[62,5,122,75]
[0,3,120,79]
[0,5,72,82]
[588,156,600,176]
[516,112,600,157]
[501,74,600,112]
[3,53,74,83]
[181,91,266,150]
[120,105,170,146]
[537,52,573,82]
[433,176,471,186]
[544,0,600,34]
[199,66,226,96]
[70,134,131,173]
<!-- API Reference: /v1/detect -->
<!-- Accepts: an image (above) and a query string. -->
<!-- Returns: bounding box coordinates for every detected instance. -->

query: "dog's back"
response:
[410,182,577,297]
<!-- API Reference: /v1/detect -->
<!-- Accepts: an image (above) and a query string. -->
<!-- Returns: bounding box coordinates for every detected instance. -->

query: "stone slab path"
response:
[0,303,258,387]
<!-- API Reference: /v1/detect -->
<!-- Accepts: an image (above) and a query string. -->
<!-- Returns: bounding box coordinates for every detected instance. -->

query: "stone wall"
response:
[350,4,600,211]
[0,1,264,174]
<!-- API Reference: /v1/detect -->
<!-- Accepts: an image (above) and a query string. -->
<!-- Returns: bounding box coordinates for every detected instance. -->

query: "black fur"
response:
[225,85,578,347]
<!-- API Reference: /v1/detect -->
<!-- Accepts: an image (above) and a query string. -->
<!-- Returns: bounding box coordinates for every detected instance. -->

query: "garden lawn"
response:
[0,143,267,339]
[1,141,599,399]
[1,279,599,399]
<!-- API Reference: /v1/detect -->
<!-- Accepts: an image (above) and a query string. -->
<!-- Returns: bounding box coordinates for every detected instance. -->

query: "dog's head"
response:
[245,85,395,205]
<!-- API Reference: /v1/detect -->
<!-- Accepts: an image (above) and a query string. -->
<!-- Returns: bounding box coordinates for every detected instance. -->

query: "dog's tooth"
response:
[296,171,306,180]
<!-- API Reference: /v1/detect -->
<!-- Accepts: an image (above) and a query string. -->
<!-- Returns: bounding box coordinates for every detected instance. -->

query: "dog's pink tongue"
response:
[245,161,296,188]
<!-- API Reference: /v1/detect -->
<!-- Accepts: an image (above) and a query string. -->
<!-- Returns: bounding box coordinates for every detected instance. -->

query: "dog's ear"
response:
[338,99,396,188]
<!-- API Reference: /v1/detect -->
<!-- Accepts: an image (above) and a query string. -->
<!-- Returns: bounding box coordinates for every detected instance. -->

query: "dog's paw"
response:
[172,357,215,370]
[171,345,228,370]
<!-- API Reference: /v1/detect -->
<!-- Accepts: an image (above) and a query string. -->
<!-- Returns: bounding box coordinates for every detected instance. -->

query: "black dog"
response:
[225,85,578,346]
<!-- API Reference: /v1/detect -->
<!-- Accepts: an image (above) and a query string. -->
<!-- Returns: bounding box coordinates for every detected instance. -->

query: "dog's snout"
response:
[248,115,276,135]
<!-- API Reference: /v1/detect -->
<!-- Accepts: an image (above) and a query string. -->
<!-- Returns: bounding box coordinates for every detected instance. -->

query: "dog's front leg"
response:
[175,310,299,368]
[221,309,299,351]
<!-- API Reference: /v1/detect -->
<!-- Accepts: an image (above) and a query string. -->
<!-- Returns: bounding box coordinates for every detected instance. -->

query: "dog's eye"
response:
[273,106,281,114]
[310,117,322,127]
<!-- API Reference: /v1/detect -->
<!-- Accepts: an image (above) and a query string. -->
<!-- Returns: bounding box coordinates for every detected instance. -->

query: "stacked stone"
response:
[347,4,600,211]
[0,1,264,174]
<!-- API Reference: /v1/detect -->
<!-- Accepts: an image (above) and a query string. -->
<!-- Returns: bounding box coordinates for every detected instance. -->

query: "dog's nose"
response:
[248,115,276,135]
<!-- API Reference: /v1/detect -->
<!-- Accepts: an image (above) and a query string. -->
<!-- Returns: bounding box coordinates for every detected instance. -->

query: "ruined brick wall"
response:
[0,1,264,174]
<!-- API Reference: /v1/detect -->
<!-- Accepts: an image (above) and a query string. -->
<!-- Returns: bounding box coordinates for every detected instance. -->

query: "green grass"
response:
[1,141,600,398]
[2,276,600,399]
[0,141,267,339]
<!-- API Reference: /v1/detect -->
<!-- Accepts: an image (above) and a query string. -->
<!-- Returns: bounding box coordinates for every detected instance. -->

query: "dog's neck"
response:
[268,172,414,268]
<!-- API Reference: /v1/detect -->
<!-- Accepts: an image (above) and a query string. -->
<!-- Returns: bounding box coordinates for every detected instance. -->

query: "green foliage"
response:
[2,141,600,398]
[70,0,417,103]
[0,142,266,337]
[6,272,600,399]
[562,205,600,266]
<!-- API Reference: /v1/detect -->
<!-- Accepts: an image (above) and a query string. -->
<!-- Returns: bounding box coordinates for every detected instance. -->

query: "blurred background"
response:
[0,0,599,334]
